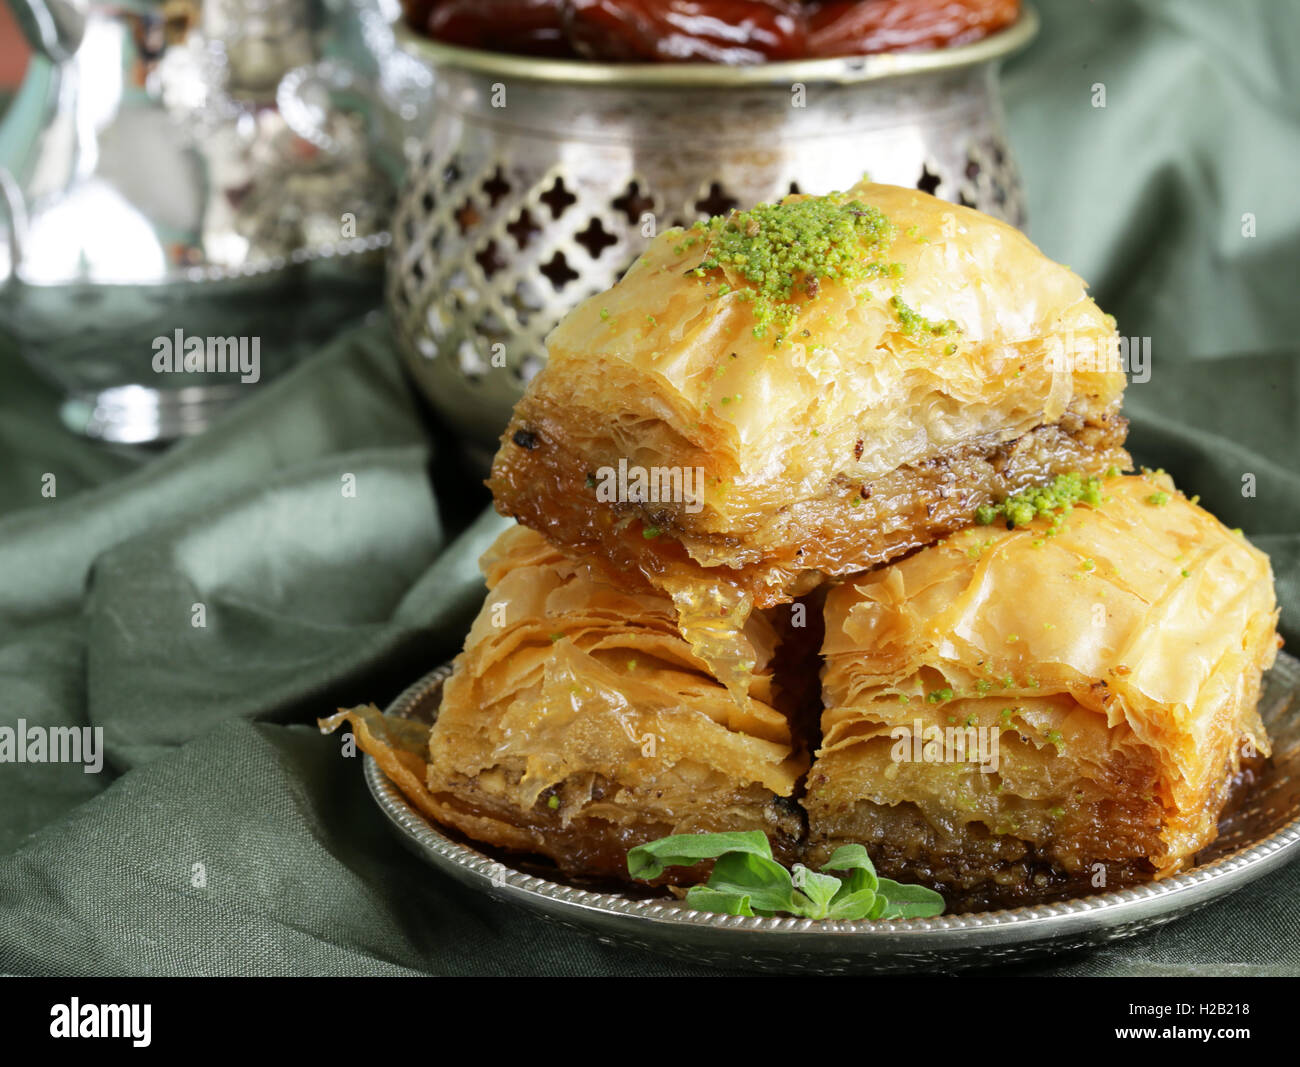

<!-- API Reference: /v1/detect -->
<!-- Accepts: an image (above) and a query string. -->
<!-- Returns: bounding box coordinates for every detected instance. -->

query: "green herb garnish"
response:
[627,832,945,921]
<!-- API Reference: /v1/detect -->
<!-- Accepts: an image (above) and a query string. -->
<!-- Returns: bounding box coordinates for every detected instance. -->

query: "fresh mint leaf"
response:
[626,830,772,880]
[822,843,877,879]
[824,888,878,921]
[875,878,946,918]
[684,885,754,917]
[790,865,843,918]
[705,851,797,915]
[627,832,946,921]
[821,844,879,902]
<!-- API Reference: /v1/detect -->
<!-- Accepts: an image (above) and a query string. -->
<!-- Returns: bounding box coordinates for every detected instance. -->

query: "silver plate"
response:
[364,652,1300,974]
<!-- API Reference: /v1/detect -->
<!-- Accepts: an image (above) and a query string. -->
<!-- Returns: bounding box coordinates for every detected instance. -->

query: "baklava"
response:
[491,181,1130,614]
[420,525,808,882]
[804,472,1280,908]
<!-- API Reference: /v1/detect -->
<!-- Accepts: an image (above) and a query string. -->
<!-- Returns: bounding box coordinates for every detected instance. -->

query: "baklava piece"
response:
[424,525,808,883]
[491,181,1130,612]
[805,473,1279,909]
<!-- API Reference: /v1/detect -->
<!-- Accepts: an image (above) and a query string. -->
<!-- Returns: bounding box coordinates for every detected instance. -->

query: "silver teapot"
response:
[0,0,425,441]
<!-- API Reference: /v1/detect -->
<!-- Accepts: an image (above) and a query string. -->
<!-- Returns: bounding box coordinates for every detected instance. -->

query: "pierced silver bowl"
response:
[365,651,1300,975]
[386,10,1039,458]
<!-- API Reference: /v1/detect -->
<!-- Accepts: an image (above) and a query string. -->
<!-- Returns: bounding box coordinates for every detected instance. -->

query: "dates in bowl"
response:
[401,0,1023,63]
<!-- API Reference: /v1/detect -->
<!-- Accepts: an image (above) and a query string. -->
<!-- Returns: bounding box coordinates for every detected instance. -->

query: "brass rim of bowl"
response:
[394,5,1039,88]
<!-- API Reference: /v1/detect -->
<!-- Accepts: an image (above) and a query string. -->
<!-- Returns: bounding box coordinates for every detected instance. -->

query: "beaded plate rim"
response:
[364,651,1300,954]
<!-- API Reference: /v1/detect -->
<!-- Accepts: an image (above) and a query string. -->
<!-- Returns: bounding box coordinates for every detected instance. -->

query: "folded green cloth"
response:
[1,0,1297,976]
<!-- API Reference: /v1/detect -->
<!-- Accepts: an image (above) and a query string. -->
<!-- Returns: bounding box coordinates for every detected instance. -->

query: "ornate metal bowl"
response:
[364,651,1300,975]
[387,10,1040,459]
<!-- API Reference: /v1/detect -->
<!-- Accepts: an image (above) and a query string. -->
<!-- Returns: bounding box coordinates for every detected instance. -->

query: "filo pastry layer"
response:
[423,525,808,882]
[491,181,1129,611]
[805,473,1279,908]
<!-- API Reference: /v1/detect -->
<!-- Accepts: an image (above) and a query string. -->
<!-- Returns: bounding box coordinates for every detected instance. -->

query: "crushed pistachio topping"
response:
[975,472,1107,532]
[890,295,957,339]
[689,194,898,344]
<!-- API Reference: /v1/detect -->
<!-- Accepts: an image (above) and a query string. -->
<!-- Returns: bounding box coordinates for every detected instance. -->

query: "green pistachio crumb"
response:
[975,472,1104,532]
[690,194,896,346]
[889,295,957,339]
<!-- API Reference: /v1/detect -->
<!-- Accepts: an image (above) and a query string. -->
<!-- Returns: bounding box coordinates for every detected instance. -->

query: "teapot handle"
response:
[276,59,375,156]
[6,0,87,61]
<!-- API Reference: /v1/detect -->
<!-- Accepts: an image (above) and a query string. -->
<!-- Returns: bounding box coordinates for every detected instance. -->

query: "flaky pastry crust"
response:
[424,526,808,882]
[492,182,1129,610]
[806,474,1279,906]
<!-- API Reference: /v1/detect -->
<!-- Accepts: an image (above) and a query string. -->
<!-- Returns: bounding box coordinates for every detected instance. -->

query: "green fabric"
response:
[1,0,1298,976]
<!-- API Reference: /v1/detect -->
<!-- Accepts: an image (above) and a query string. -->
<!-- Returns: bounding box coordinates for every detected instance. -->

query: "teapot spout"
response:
[7,0,87,61]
